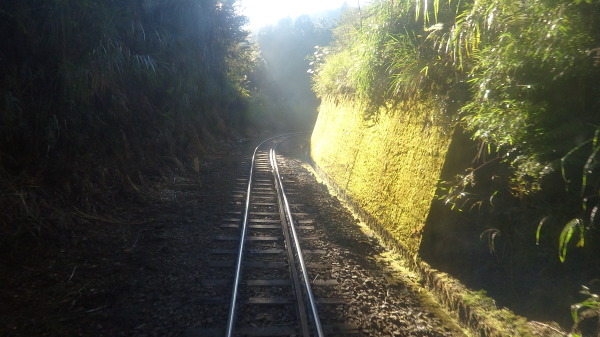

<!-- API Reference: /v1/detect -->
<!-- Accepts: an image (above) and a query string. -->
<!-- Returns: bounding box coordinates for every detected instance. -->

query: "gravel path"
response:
[0,136,468,336]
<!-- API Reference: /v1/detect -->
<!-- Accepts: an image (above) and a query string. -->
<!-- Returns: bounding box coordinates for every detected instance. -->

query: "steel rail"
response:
[270,136,310,336]
[270,137,325,337]
[225,135,282,337]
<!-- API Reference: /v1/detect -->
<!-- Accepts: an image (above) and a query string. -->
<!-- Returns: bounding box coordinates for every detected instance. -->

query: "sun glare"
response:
[239,0,357,31]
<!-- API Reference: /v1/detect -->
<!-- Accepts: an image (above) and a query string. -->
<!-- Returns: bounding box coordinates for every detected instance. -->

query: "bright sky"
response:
[238,0,357,31]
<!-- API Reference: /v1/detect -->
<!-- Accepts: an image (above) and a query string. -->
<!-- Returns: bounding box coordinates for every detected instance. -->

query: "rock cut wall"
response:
[310,98,564,336]
[310,98,453,256]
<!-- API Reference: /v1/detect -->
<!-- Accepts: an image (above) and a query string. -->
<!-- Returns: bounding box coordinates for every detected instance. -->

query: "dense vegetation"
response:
[312,0,600,331]
[0,0,254,255]
[3,0,599,332]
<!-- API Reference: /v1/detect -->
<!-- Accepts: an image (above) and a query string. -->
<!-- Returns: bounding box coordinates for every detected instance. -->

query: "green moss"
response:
[417,262,548,337]
[309,96,563,337]
[311,97,452,255]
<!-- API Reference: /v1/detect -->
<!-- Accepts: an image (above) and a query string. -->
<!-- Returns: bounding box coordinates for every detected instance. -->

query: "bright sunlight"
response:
[239,0,358,31]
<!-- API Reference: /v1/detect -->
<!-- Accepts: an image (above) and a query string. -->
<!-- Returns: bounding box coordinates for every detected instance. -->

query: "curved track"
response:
[191,134,466,337]
[198,135,362,336]
[225,134,323,336]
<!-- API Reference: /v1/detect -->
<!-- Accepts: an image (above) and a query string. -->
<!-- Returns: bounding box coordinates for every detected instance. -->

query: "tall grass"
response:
[0,0,254,253]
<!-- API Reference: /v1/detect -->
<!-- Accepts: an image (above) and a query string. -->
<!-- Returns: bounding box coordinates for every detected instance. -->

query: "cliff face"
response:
[310,98,453,256]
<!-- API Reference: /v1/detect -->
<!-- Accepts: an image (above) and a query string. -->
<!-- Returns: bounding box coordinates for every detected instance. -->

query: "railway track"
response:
[198,135,359,336]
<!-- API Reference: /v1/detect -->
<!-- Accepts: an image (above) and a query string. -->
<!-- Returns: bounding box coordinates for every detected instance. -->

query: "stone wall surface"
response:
[309,98,564,337]
[310,98,452,256]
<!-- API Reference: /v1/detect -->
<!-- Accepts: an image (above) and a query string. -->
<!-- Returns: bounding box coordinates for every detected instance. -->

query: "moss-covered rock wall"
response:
[310,98,565,336]
[310,98,453,256]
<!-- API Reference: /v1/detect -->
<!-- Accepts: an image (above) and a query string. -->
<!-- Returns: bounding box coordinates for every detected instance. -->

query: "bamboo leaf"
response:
[581,143,600,197]
[535,216,549,245]
[590,204,599,225]
[560,139,591,183]
[415,0,421,21]
[572,303,582,323]
[558,218,584,262]
[489,190,498,207]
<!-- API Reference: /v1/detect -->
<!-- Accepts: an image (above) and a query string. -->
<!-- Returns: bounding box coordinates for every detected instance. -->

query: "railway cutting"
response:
[185,135,467,337]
